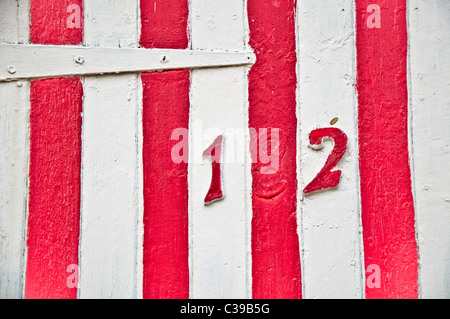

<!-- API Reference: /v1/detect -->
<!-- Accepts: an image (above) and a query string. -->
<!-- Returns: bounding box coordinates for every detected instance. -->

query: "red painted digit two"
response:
[203,135,224,205]
[303,128,348,194]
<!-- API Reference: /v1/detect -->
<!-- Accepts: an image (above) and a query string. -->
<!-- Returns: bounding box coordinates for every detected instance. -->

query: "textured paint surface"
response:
[189,0,252,299]
[142,71,190,299]
[25,0,83,299]
[356,0,419,298]
[297,0,364,298]
[80,74,141,298]
[0,0,29,44]
[79,0,142,299]
[140,0,189,49]
[30,0,83,45]
[248,0,302,299]
[26,78,82,299]
[408,0,450,298]
[0,0,447,301]
[0,82,29,298]
[189,67,251,298]
[0,0,30,299]
[140,0,190,299]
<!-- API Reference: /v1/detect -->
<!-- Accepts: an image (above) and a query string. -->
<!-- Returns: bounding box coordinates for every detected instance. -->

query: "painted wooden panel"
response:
[0,0,29,299]
[0,0,29,44]
[140,0,191,300]
[297,0,364,299]
[189,0,252,299]
[25,0,84,299]
[79,0,142,299]
[26,78,82,299]
[0,0,449,300]
[0,82,29,299]
[408,0,450,299]
[356,0,419,299]
[248,0,302,299]
[141,71,190,299]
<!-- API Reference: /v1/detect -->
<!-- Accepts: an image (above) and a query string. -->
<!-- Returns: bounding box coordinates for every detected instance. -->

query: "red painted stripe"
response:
[140,0,189,49]
[248,0,302,299]
[26,78,83,299]
[356,0,418,298]
[140,0,190,299]
[141,71,190,299]
[30,0,83,45]
[26,0,83,299]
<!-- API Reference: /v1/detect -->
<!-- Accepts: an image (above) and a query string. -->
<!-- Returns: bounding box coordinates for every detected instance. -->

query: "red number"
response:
[203,135,224,205]
[303,128,348,194]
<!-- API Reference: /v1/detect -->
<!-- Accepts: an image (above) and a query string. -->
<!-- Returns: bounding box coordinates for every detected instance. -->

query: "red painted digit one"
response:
[203,135,224,204]
[303,128,348,194]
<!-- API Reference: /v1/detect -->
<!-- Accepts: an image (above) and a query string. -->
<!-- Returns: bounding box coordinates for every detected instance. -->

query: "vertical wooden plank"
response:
[142,71,190,299]
[297,0,364,298]
[25,0,83,299]
[189,0,251,298]
[0,82,29,299]
[0,0,30,299]
[0,0,29,44]
[26,78,83,299]
[248,0,302,298]
[79,0,141,299]
[140,0,190,299]
[356,0,419,298]
[408,0,450,299]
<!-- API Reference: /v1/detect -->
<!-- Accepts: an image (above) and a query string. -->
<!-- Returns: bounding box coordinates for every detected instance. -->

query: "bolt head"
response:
[7,66,16,74]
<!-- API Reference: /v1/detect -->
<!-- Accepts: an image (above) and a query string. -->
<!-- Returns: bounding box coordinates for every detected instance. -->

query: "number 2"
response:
[303,128,348,194]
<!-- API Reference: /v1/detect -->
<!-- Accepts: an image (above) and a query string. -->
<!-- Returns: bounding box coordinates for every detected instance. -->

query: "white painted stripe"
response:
[79,0,142,299]
[0,0,29,299]
[0,0,29,44]
[0,82,29,299]
[189,0,252,298]
[296,0,364,298]
[408,0,450,299]
[0,44,256,82]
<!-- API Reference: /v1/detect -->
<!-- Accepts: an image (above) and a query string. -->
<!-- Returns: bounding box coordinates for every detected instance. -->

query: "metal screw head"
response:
[7,66,16,74]
[161,55,168,63]
[75,56,85,64]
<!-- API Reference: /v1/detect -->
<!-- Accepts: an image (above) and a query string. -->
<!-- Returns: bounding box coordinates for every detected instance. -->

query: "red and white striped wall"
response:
[0,0,449,299]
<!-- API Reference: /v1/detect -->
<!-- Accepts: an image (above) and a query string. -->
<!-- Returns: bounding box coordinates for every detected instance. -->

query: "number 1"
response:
[203,135,224,205]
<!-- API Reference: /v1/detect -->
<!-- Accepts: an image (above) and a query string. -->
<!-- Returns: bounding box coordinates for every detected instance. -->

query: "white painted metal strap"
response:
[0,44,256,82]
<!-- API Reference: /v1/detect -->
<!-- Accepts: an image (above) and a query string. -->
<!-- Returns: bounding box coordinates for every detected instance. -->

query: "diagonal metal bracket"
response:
[0,44,256,82]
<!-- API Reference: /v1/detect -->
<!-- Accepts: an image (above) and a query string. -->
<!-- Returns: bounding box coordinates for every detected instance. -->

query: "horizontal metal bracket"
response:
[0,44,256,82]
